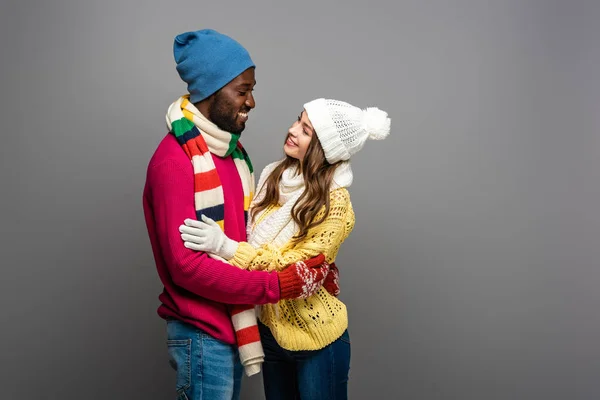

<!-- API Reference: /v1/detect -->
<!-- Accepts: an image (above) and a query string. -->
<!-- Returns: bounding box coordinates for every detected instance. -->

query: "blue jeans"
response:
[166,320,243,400]
[259,322,351,400]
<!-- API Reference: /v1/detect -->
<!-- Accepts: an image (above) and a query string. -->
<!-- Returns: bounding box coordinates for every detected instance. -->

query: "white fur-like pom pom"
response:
[362,107,391,140]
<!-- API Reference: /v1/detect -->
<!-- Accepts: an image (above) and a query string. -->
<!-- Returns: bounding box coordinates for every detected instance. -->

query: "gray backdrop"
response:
[1,0,599,399]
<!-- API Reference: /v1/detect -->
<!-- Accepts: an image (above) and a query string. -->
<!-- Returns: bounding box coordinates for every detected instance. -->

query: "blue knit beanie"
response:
[173,29,255,103]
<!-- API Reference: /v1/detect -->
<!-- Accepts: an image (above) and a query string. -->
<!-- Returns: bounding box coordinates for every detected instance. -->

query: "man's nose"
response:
[245,92,255,109]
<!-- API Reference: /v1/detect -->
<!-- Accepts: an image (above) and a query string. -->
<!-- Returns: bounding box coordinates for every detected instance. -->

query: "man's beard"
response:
[209,93,247,135]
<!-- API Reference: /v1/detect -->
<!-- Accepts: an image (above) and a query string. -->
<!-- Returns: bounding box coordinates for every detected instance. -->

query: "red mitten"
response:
[278,254,330,300]
[323,262,340,297]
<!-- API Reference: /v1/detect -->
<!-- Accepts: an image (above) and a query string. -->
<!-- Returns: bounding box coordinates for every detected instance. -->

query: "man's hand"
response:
[277,254,330,300]
[323,262,340,297]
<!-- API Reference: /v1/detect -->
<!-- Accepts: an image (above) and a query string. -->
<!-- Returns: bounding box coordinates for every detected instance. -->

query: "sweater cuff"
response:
[230,241,258,269]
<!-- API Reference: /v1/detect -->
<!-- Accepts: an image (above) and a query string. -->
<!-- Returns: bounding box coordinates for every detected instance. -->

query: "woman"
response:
[179,98,391,399]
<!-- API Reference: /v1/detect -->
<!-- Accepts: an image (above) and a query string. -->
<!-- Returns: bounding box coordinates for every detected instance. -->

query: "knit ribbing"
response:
[259,288,348,351]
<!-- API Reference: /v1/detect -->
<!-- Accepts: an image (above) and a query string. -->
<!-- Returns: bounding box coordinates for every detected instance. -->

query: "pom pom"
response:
[362,107,391,140]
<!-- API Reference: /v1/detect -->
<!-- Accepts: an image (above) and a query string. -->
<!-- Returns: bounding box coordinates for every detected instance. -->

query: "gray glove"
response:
[179,215,239,260]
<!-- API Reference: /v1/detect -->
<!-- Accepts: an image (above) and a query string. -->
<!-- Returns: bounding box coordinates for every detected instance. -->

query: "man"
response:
[143,29,333,400]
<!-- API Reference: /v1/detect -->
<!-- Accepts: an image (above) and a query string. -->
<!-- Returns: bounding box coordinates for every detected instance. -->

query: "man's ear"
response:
[194,91,217,115]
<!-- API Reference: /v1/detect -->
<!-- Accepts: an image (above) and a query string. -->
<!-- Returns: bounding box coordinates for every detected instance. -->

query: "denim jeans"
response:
[259,322,351,400]
[166,320,243,400]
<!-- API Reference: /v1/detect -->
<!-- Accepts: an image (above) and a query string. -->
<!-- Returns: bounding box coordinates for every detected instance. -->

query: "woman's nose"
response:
[288,127,298,137]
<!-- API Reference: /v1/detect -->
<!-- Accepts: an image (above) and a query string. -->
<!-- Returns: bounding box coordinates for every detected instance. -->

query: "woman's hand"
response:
[179,215,239,260]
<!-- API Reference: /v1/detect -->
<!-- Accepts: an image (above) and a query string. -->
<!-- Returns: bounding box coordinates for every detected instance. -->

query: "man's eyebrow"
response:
[237,81,257,88]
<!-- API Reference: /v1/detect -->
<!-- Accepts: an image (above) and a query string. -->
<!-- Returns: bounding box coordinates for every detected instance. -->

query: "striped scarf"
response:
[166,95,254,227]
[166,95,263,376]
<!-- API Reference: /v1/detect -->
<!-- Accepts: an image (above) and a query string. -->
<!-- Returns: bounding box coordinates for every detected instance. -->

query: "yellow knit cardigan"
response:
[230,188,355,351]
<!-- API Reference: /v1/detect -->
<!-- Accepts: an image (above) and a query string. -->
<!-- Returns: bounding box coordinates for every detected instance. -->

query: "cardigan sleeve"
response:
[230,188,355,271]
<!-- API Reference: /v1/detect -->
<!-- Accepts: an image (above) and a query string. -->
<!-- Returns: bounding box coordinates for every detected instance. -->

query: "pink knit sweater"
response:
[143,134,280,344]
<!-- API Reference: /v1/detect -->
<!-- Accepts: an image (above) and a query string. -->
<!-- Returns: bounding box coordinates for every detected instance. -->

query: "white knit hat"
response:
[303,98,391,164]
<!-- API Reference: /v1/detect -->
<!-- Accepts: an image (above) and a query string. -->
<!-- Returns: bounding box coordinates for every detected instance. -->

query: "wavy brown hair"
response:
[251,133,342,243]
